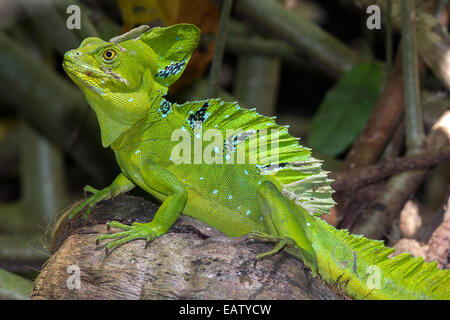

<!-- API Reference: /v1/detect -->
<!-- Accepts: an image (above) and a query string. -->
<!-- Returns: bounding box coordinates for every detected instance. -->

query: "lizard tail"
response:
[309,216,450,300]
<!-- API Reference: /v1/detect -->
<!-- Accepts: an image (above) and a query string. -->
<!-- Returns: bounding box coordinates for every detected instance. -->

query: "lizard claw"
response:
[96,221,163,255]
[83,185,100,194]
[249,232,296,260]
[67,185,113,220]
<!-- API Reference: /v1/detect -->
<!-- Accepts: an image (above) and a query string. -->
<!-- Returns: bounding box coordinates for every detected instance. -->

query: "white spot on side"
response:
[212,190,218,194]
[228,195,233,200]
[306,223,311,227]
[128,98,134,102]
[200,177,204,180]
[246,210,251,215]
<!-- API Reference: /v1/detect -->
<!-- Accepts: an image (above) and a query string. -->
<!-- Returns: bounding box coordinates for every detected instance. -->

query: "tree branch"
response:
[332,145,450,192]
[207,0,234,97]
[402,0,425,151]
[232,0,361,77]
[343,53,404,170]
[352,111,450,238]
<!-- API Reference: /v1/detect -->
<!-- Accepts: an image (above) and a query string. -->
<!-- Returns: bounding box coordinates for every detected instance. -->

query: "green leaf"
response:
[308,62,382,157]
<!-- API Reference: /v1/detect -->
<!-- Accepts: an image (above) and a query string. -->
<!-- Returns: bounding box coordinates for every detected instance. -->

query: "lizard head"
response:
[63,24,200,147]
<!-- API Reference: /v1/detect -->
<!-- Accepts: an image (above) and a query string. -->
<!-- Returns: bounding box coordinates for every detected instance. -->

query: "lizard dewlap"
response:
[63,24,450,300]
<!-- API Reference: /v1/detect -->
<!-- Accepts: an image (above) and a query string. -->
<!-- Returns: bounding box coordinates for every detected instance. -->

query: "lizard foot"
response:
[68,185,113,220]
[96,221,163,255]
[249,231,296,260]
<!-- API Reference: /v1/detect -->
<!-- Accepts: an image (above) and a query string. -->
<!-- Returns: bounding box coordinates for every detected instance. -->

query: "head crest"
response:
[124,24,201,89]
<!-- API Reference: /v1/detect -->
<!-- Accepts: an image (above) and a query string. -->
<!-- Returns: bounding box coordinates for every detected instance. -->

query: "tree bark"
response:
[32,195,342,300]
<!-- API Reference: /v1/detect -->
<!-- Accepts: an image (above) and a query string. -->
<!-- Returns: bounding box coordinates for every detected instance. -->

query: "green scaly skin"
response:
[63,24,450,300]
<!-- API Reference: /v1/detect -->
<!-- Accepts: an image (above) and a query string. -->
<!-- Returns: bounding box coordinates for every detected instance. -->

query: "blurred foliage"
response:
[308,62,382,157]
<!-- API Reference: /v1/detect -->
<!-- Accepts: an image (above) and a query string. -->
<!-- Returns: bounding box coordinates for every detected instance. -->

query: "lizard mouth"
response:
[63,58,108,82]
[63,58,128,87]
[63,59,115,96]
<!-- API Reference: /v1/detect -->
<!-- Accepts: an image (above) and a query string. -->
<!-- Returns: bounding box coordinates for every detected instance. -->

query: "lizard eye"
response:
[102,49,117,61]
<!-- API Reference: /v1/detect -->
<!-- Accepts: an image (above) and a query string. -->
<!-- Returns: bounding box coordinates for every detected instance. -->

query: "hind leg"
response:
[250,183,295,258]
[251,181,319,276]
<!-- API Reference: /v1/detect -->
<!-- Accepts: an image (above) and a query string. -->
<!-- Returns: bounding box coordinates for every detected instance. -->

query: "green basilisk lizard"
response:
[63,24,449,300]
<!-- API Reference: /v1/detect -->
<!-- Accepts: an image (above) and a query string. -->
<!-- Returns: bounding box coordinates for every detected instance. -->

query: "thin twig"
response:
[207,0,234,97]
[402,0,425,151]
[343,53,404,170]
[332,145,450,192]
[385,0,393,76]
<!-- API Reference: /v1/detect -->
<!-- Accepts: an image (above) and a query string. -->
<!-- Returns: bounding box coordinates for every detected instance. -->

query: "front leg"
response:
[97,164,188,254]
[68,173,135,220]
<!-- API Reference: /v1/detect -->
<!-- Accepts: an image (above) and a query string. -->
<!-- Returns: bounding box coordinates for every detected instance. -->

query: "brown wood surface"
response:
[32,195,342,300]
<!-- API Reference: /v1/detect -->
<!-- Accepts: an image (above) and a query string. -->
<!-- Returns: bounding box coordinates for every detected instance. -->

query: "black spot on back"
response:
[188,102,209,126]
